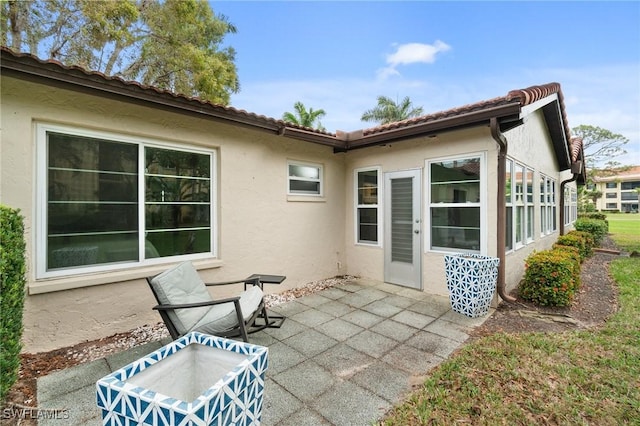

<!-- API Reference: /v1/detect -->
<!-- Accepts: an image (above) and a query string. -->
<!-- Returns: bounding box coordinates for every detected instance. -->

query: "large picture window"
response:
[37,124,214,278]
[429,155,484,252]
[355,167,381,244]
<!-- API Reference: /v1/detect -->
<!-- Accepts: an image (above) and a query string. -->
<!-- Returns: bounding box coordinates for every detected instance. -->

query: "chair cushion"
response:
[193,285,264,335]
[149,262,213,335]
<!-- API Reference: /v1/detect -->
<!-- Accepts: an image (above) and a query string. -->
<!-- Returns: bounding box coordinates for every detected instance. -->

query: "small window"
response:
[606,192,617,199]
[288,161,322,195]
[606,182,617,189]
[606,203,618,209]
[355,167,381,244]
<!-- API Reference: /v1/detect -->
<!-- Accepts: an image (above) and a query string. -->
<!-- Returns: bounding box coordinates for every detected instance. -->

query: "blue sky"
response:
[212,1,640,166]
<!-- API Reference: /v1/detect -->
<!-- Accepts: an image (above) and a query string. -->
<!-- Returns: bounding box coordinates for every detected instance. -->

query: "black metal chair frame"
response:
[146,276,276,342]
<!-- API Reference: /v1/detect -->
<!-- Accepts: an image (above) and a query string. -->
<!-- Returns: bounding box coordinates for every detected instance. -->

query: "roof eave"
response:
[1,50,342,147]
[344,103,522,150]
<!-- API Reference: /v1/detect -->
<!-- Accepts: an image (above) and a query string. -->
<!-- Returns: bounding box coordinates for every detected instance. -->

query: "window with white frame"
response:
[540,174,556,235]
[429,155,484,252]
[564,186,578,226]
[505,159,513,251]
[505,159,534,251]
[355,167,381,244]
[525,168,534,241]
[287,161,323,196]
[37,123,214,278]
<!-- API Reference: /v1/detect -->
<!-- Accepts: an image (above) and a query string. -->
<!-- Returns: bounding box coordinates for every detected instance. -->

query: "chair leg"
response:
[249,304,286,333]
[233,300,249,342]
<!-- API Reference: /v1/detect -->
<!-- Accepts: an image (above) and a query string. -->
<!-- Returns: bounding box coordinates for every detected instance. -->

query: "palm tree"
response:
[361,95,424,125]
[282,102,327,131]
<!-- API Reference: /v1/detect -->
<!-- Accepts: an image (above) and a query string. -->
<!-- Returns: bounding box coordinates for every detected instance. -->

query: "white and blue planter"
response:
[444,254,500,318]
[96,332,268,426]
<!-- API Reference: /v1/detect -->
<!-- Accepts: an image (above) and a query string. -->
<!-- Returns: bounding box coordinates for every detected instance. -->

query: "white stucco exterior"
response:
[2,77,347,351]
[1,65,580,352]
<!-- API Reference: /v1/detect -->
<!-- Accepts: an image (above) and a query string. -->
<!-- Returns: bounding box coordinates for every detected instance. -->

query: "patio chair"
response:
[147,261,271,342]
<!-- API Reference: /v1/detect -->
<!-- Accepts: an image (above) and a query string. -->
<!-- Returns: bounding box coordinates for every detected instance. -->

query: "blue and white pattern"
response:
[96,332,268,426]
[444,254,500,318]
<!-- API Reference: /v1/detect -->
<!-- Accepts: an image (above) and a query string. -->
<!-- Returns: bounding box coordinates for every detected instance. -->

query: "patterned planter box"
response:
[444,254,500,318]
[96,332,268,426]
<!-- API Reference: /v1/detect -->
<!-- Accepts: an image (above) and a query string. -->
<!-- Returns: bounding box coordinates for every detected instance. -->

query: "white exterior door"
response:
[384,169,422,289]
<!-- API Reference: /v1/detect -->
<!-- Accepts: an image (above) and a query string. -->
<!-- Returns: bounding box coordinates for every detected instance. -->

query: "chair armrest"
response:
[153,296,241,311]
[205,277,261,287]
[204,278,259,287]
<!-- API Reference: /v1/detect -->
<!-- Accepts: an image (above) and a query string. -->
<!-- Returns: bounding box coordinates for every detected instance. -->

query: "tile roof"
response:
[593,165,640,181]
[362,82,570,141]
[0,46,336,139]
[1,46,572,155]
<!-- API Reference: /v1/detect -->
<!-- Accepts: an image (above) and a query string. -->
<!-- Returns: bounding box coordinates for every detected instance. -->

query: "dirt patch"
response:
[1,246,621,424]
[472,237,620,338]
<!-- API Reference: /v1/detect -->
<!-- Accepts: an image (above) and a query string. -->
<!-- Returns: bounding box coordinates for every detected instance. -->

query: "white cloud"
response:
[387,41,451,66]
[377,41,451,80]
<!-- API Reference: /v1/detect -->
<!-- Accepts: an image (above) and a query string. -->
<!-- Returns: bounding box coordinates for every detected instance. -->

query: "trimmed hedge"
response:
[573,218,608,245]
[578,212,607,221]
[0,206,26,402]
[520,248,581,306]
[556,232,591,261]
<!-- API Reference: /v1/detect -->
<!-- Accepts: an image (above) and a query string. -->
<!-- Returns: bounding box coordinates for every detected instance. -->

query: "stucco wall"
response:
[343,128,500,296]
[342,116,577,297]
[1,77,346,352]
[501,110,576,293]
[1,74,578,352]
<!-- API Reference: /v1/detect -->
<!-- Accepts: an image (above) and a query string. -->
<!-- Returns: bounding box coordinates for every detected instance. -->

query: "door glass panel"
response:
[391,177,413,263]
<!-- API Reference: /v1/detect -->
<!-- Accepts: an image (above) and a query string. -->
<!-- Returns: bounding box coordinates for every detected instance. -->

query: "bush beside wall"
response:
[577,212,607,222]
[520,249,580,307]
[0,206,26,403]
[573,218,608,245]
[519,224,605,307]
[556,232,593,261]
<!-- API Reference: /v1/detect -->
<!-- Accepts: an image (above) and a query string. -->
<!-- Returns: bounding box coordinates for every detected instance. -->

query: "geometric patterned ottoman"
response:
[96,332,268,426]
[444,254,499,318]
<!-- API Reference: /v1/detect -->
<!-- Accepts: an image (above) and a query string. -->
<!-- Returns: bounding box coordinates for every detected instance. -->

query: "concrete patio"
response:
[36,278,492,425]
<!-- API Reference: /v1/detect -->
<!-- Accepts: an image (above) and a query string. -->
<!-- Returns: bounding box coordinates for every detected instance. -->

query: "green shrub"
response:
[550,245,581,288]
[556,233,591,261]
[0,206,26,402]
[568,230,596,253]
[574,218,608,245]
[578,212,607,221]
[520,249,579,306]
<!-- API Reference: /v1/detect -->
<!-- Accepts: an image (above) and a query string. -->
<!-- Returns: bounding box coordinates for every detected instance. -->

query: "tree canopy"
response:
[571,125,629,172]
[282,102,326,131]
[361,95,424,125]
[1,0,239,104]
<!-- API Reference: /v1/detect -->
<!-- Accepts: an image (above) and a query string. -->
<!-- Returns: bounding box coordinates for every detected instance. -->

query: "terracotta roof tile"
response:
[362,82,570,140]
[569,137,583,163]
[2,47,573,152]
[0,46,336,137]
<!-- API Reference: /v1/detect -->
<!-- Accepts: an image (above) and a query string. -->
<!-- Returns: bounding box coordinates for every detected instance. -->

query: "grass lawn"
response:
[380,218,640,425]
[606,213,640,253]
